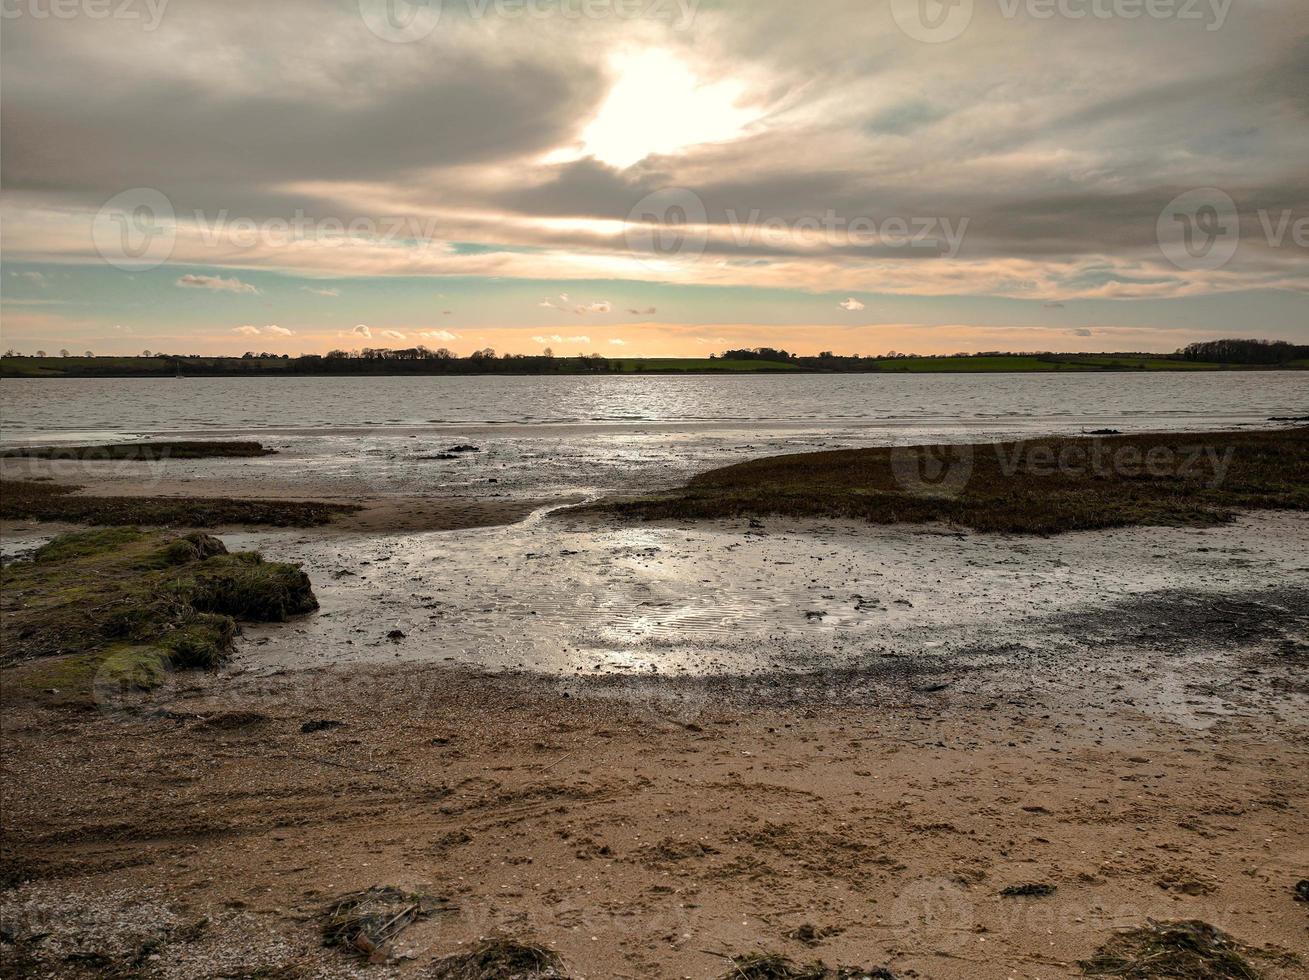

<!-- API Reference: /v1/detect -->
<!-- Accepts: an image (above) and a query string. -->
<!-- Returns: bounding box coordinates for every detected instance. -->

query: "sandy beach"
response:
[6,0,1309,972]
[3,462,1308,977]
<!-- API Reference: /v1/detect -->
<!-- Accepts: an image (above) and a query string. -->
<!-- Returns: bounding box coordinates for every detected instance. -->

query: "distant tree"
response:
[542,347,554,358]
[1181,338,1307,364]
[720,347,793,363]
[84,350,94,358]
[325,349,349,359]
[59,349,71,357]
[35,349,47,357]
[141,349,152,357]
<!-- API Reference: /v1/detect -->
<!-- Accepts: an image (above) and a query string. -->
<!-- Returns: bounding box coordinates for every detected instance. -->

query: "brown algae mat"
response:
[596,428,1309,534]
[1078,919,1296,978]
[426,938,571,978]
[1,440,275,460]
[0,478,360,527]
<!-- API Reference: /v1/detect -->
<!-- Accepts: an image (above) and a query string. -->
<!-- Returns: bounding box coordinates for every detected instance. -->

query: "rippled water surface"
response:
[4,373,1305,498]
[4,372,1306,440]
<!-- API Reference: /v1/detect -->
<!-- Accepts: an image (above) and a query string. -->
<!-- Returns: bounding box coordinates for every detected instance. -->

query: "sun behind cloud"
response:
[576,48,757,169]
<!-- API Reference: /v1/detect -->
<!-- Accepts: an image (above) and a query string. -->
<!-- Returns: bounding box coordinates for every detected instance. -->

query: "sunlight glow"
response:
[578,49,755,169]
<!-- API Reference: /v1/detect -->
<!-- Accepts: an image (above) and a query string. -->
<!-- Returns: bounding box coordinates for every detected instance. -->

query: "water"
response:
[3,372,1306,497]
[4,372,1306,679]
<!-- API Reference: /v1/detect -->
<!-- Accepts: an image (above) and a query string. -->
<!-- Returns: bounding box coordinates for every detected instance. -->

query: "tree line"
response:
[1177,339,1309,365]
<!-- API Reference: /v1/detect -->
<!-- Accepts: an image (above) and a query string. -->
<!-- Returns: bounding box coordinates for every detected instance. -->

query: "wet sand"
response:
[3,610,1307,978]
[3,499,1308,976]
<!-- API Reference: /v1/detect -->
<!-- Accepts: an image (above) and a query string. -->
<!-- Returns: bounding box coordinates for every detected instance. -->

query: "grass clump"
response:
[717,953,894,980]
[597,428,1309,535]
[322,887,453,963]
[186,554,318,621]
[427,938,570,979]
[1,528,317,706]
[1079,920,1264,978]
[1001,883,1058,897]
[2,440,274,460]
[0,479,359,528]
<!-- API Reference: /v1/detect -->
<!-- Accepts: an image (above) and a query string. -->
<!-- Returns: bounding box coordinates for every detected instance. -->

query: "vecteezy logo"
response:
[1157,188,1240,271]
[886,877,975,952]
[92,188,176,271]
[890,0,974,44]
[890,442,974,498]
[359,0,442,43]
[91,646,184,722]
[623,188,709,266]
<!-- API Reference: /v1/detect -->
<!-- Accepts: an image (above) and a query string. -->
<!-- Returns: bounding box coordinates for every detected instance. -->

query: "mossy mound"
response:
[1,527,318,707]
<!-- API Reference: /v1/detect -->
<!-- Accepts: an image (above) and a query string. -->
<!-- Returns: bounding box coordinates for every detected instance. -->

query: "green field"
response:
[613,358,801,372]
[3,353,1303,378]
[863,355,1096,372]
[1051,356,1224,371]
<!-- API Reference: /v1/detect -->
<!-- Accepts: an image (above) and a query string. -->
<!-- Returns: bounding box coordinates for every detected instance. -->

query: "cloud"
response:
[531,334,590,345]
[300,286,340,297]
[608,338,626,345]
[352,324,372,338]
[418,329,458,341]
[233,325,262,336]
[1071,328,1094,337]
[266,325,294,336]
[626,307,656,316]
[11,270,46,285]
[380,329,407,341]
[540,296,613,315]
[838,298,866,311]
[177,274,259,294]
[1,0,1304,320]
[1044,302,1066,309]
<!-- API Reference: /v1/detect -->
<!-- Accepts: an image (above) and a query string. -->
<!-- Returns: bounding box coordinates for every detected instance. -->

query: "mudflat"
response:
[2,608,1306,978]
[2,430,1307,978]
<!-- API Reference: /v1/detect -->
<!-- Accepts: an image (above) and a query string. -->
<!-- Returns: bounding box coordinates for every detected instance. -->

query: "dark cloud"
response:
[1,0,1305,300]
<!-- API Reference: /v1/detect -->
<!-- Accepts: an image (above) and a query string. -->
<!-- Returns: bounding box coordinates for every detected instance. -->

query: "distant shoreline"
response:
[4,353,1307,379]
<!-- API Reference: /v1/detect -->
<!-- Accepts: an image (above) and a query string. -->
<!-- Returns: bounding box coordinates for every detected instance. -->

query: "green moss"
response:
[96,644,172,691]
[32,527,146,563]
[1,527,317,707]
[186,554,318,621]
[161,614,236,669]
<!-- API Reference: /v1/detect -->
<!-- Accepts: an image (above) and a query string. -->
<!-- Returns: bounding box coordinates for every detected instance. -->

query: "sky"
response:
[1,0,1306,357]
